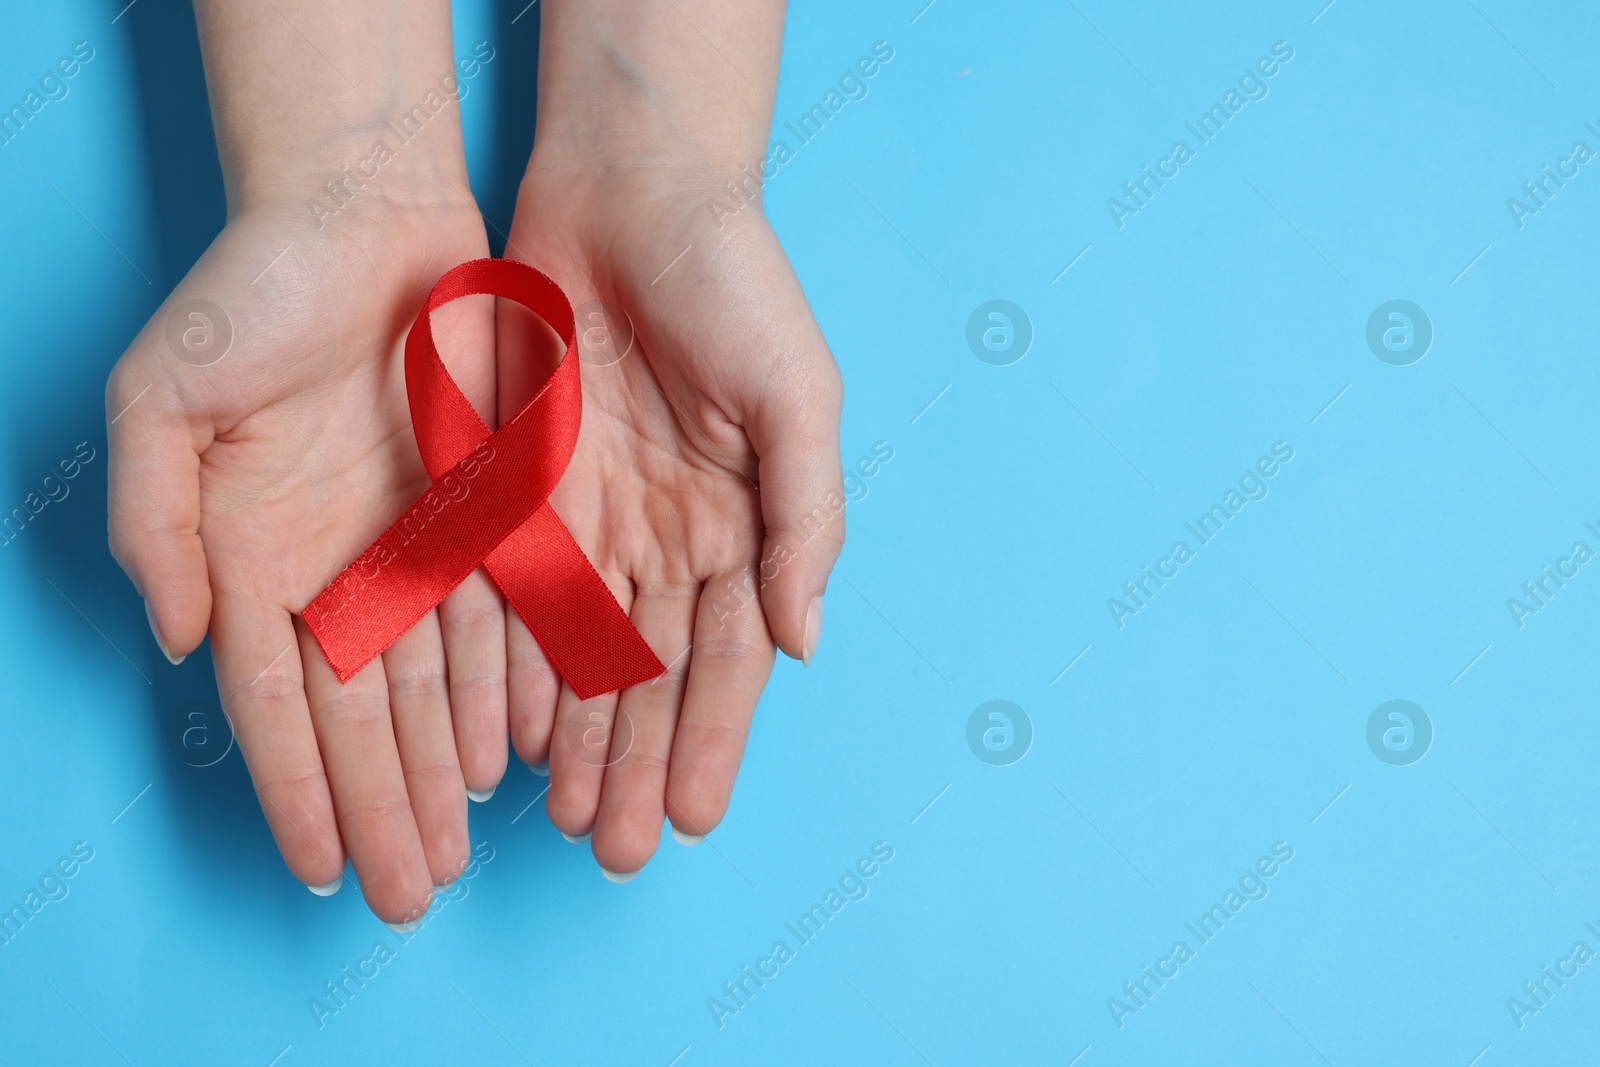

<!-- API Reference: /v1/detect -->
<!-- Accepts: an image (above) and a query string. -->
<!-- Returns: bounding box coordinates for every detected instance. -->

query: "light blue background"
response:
[3,0,1599,1064]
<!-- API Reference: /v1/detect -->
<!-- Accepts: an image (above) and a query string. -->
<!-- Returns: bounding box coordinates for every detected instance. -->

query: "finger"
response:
[740,280,845,664]
[545,683,619,843]
[382,611,470,888]
[107,363,211,663]
[545,571,634,842]
[666,565,776,841]
[436,568,508,798]
[297,619,433,926]
[506,606,561,772]
[494,262,566,776]
[431,287,506,798]
[592,583,698,879]
[211,592,345,891]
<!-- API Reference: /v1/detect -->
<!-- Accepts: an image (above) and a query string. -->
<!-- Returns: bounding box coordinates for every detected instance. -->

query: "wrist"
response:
[213,153,488,284]
[193,4,496,220]
[225,144,473,228]
[216,68,480,218]
[531,0,782,174]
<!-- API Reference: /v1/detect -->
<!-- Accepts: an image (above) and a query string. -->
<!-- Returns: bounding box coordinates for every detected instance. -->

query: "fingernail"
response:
[531,762,550,777]
[307,876,342,897]
[144,599,185,665]
[560,830,591,844]
[601,867,639,884]
[386,917,424,934]
[671,827,704,847]
[802,596,823,666]
[466,786,495,803]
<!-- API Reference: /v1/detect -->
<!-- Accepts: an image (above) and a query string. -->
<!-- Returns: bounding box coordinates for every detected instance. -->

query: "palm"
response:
[196,222,462,606]
[109,202,509,922]
[499,168,842,875]
[568,353,765,628]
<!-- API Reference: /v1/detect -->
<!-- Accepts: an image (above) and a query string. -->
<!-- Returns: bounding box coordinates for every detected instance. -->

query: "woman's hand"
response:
[104,0,515,926]
[108,170,507,926]
[500,0,846,875]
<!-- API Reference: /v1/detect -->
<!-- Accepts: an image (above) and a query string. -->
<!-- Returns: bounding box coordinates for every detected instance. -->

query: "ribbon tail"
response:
[486,503,666,699]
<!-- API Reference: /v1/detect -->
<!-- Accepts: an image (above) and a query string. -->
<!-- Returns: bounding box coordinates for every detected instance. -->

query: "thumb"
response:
[106,364,212,665]
[746,339,845,665]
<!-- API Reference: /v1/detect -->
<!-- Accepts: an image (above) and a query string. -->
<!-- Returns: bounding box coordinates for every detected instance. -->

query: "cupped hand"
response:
[499,159,845,878]
[107,188,511,923]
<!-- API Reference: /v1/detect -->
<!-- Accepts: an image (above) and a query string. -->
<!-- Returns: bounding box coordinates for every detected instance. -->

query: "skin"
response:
[507,0,845,876]
[107,0,842,919]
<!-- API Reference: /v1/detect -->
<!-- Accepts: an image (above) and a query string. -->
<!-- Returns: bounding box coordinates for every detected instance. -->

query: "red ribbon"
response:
[302,258,665,699]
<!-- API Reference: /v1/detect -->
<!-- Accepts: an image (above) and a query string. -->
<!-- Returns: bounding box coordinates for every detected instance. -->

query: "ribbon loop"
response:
[303,258,665,699]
